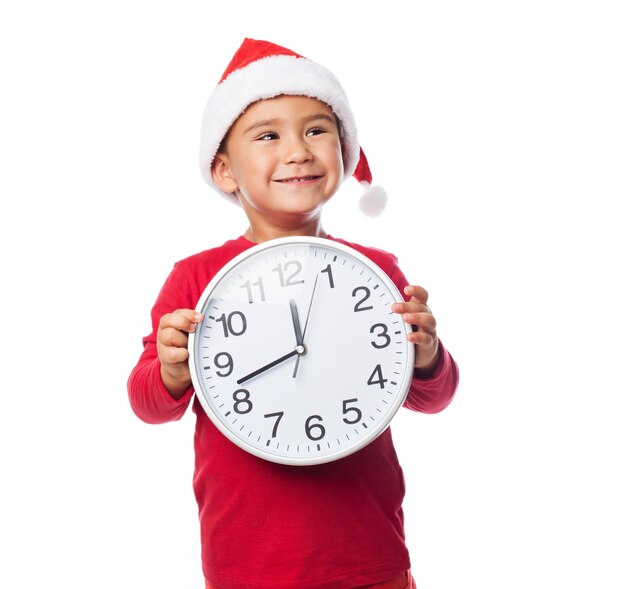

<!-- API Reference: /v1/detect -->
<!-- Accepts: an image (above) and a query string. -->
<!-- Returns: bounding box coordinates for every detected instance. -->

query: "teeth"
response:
[280,176,316,182]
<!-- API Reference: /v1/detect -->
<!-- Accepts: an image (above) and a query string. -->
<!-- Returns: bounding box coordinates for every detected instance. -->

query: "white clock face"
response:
[188,237,415,465]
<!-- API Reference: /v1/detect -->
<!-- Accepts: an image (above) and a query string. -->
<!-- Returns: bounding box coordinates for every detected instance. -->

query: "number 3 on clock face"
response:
[188,237,415,466]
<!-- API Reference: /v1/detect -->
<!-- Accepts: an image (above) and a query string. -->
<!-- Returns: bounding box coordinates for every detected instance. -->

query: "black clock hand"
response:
[289,299,304,346]
[293,275,319,378]
[237,349,300,385]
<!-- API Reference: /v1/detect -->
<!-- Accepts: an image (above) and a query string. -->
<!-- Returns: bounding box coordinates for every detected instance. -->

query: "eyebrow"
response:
[242,113,337,135]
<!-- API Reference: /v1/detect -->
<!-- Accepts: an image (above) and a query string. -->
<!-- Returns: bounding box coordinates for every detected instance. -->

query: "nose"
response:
[283,134,313,164]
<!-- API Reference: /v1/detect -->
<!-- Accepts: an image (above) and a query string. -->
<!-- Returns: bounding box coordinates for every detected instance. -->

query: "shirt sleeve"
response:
[127,261,197,425]
[388,262,459,414]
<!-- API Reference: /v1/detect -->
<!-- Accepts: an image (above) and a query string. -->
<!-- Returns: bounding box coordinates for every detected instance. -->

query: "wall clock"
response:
[188,236,414,465]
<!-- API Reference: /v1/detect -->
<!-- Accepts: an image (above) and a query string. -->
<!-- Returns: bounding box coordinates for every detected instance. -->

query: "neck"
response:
[243,219,328,244]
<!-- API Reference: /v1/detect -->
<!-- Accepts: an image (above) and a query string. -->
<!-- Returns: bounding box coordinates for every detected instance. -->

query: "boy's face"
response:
[212,95,344,229]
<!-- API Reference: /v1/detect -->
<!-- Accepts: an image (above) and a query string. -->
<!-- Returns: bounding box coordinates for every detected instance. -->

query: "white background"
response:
[2,1,625,587]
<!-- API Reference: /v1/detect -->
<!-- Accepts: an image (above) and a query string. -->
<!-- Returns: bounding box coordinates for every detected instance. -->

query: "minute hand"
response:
[237,350,299,385]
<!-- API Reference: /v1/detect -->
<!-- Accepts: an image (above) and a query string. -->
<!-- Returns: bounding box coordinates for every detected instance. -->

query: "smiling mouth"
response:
[275,175,322,184]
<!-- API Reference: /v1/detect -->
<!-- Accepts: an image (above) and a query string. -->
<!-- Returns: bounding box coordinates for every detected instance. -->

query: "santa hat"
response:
[199,38,387,216]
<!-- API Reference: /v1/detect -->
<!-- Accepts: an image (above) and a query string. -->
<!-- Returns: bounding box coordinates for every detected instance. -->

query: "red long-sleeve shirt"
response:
[128,235,458,589]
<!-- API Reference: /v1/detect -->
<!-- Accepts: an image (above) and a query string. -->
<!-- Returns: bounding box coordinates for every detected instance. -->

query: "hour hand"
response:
[289,299,304,346]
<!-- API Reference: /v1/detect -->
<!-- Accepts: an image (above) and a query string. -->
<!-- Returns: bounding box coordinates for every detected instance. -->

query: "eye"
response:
[256,132,279,141]
[306,127,326,137]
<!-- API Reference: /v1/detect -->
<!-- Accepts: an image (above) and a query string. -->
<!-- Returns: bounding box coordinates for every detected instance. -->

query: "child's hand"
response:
[157,309,204,398]
[392,285,440,378]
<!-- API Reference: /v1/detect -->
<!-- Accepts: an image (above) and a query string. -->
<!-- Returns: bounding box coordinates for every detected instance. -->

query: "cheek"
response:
[241,154,274,183]
[331,142,344,172]
[331,147,345,183]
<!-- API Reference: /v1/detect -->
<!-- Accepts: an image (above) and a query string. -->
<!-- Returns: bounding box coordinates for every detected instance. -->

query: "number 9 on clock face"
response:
[188,237,415,466]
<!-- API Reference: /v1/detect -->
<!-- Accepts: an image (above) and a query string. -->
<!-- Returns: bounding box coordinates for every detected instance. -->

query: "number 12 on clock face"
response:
[188,237,414,466]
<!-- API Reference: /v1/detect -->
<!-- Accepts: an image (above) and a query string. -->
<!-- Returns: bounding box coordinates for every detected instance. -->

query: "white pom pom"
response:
[358,182,388,217]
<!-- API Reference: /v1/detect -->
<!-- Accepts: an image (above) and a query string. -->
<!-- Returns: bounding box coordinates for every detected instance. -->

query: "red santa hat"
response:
[199,38,387,216]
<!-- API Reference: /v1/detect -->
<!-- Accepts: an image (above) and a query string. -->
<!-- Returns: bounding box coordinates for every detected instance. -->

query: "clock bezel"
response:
[188,236,415,466]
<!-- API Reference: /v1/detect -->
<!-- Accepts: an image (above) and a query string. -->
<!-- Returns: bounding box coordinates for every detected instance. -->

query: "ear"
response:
[211,152,239,193]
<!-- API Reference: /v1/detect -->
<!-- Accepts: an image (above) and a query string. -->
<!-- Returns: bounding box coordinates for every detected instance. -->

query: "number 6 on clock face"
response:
[188,237,415,466]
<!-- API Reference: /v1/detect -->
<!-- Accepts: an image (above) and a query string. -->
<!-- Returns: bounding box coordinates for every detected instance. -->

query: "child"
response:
[128,38,459,589]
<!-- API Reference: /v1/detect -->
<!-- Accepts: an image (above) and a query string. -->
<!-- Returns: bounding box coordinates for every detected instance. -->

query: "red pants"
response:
[205,570,416,589]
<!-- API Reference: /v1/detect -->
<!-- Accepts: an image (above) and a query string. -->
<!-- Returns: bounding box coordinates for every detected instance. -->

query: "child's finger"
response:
[160,309,204,333]
[159,325,191,349]
[403,312,437,335]
[408,329,436,347]
[404,285,429,304]
[392,300,430,315]
[159,339,190,365]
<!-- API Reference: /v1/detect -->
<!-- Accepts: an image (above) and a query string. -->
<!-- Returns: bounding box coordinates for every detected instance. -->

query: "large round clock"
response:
[188,236,415,466]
